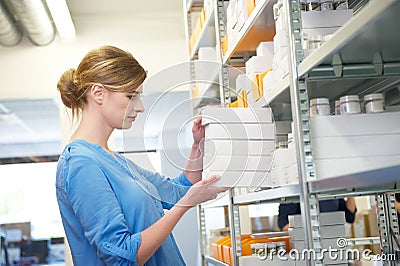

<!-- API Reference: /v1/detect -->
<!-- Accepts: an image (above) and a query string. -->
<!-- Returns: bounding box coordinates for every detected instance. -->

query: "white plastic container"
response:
[310,97,330,116]
[364,93,384,113]
[339,95,361,114]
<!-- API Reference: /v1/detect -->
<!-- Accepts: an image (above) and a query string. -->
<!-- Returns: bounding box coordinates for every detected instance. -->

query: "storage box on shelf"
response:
[202,107,275,187]
[288,212,348,265]
[310,111,400,180]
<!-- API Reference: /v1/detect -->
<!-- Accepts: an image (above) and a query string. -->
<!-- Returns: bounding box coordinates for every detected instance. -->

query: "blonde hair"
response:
[57,45,147,119]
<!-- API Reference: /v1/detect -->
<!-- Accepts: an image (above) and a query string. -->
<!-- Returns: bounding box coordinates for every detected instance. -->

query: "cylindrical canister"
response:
[334,0,348,9]
[364,93,384,113]
[339,95,361,114]
[310,97,331,116]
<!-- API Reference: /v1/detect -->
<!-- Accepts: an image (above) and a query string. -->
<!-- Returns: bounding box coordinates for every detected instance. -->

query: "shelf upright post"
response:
[198,205,208,266]
[214,0,231,107]
[184,1,198,112]
[284,0,322,265]
[184,3,208,264]
[375,193,400,265]
[213,1,238,264]
[227,189,241,266]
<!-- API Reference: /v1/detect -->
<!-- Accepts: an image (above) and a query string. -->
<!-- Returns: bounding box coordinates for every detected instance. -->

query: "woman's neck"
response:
[70,110,113,151]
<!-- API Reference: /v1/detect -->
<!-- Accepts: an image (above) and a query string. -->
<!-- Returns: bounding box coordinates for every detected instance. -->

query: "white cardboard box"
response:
[315,155,400,180]
[273,31,287,51]
[245,55,274,75]
[205,123,275,140]
[274,148,297,167]
[262,70,276,93]
[202,170,270,187]
[204,139,275,156]
[201,107,273,125]
[311,134,400,159]
[236,73,254,93]
[310,112,400,138]
[203,154,273,171]
[301,9,353,29]
[256,41,274,57]
[198,47,217,61]
[289,212,345,228]
[289,224,345,240]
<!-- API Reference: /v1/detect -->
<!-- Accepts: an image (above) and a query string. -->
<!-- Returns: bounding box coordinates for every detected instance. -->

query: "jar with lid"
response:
[310,97,330,116]
[339,95,361,114]
[334,0,348,9]
[364,93,384,113]
[320,0,334,11]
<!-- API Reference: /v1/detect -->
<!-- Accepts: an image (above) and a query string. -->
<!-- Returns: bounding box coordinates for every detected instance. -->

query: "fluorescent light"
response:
[46,0,76,38]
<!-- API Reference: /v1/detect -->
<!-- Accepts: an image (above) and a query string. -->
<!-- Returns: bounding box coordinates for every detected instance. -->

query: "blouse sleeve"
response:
[338,198,357,224]
[65,156,141,265]
[130,161,192,209]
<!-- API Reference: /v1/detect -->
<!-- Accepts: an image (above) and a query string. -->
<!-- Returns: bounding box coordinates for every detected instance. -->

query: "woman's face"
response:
[102,87,145,130]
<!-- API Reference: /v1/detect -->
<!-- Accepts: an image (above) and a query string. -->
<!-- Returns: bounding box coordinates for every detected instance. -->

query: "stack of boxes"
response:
[225,0,276,56]
[235,41,274,103]
[263,0,354,95]
[310,111,400,180]
[289,212,348,266]
[202,107,275,187]
[188,7,207,55]
[270,0,289,86]
[265,142,298,187]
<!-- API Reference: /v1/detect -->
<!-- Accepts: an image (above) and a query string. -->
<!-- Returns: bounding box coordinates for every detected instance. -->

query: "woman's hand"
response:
[192,115,205,145]
[177,175,229,208]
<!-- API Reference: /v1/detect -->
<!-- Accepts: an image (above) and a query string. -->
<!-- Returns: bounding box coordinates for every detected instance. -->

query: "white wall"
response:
[0,12,188,99]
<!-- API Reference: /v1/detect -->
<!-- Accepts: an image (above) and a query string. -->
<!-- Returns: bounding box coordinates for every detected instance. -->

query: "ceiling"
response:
[0,0,188,163]
[66,0,183,16]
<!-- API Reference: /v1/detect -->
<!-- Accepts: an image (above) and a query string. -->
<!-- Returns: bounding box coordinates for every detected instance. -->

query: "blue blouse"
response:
[56,140,192,265]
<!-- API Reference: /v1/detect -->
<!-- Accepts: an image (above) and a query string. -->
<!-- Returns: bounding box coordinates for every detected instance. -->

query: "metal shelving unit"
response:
[184,0,400,265]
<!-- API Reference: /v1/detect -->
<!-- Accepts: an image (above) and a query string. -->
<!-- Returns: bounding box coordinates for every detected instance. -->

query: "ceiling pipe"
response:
[7,0,55,46]
[0,1,22,46]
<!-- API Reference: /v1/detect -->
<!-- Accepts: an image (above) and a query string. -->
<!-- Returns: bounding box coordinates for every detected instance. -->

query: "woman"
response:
[56,45,227,265]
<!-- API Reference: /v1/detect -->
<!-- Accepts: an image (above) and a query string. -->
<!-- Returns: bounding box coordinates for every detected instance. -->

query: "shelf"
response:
[298,0,400,78]
[253,76,291,108]
[186,0,203,12]
[190,7,216,60]
[306,76,400,105]
[204,255,229,266]
[309,164,400,196]
[234,184,300,205]
[347,237,381,246]
[222,0,277,64]
[201,192,229,208]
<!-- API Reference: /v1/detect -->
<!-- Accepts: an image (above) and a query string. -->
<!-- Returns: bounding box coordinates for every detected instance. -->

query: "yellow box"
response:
[257,68,272,97]
[246,0,256,16]
[238,89,248,108]
[222,34,229,55]
[191,86,199,99]
[211,235,230,260]
[200,8,206,26]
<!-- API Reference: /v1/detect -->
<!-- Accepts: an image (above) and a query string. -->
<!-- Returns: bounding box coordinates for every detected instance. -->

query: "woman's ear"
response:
[90,84,105,104]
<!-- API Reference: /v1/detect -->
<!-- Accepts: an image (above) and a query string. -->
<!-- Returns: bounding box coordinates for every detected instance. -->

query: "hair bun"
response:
[57,68,78,109]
